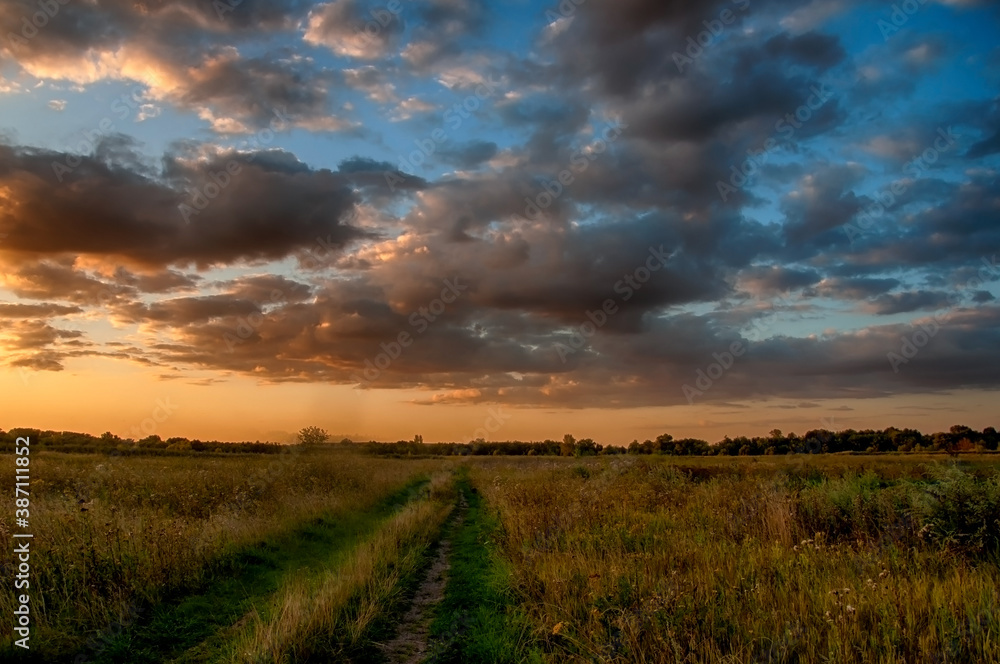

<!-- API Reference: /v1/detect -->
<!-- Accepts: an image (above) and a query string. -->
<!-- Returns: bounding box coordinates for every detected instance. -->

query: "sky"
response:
[0,0,998,445]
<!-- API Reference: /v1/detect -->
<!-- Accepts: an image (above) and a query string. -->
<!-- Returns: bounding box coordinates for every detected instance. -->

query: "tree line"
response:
[365,426,998,457]
[0,429,286,455]
[1,425,995,457]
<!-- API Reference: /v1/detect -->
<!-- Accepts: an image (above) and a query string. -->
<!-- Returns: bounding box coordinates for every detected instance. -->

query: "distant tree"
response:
[983,427,998,451]
[653,433,674,454]
[673,438,709,455]
[297,426,330,445]
[167,439,191,452]
[955,437,975,453]
[561,434,576,457]
[414,434,424,444]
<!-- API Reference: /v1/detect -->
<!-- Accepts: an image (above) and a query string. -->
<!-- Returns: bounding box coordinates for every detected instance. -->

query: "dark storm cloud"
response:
[862,290,954,315]
[0,0,312,57]
[336,156,426,192]
[739,265,822,294]
[338,156,397,173]
[5,261,138,306]
[0,303,83,318]
[435,140,498,169]
[807,277,901,300]
[116,270,202,294]
[400,0,490,72]
[3,262,198,305]
[1,319,87,372]
[840,174,1000,274]
[496,96,591,167]
[113,295,268,327]
[416,0,487,36]
[780,164,866,244]
[540,0,744,97]
[762,31,846,71]
[967,129,1000,159]
[0,141,373,268]
[176,51,342,132]
[1,0,119,62]
[216,275,314,304]
[965,96,1000,159]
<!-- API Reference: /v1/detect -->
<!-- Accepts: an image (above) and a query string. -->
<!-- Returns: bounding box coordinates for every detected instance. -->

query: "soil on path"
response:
[380,497,466,664]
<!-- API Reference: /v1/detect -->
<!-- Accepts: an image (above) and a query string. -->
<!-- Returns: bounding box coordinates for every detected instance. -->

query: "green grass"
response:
[428,472,542,664]
[87,478,430,664]
[226,470,457,663]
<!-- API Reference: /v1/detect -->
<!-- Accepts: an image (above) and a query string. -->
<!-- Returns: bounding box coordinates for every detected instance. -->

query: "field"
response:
[2,449,999,662]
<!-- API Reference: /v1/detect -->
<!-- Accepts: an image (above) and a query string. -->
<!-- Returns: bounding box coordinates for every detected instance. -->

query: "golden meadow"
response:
[2,448,998,662]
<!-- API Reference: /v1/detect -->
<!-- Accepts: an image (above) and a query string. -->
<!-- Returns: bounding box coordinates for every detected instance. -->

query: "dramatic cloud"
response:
[0,142,375,268]
[1,0,997,424]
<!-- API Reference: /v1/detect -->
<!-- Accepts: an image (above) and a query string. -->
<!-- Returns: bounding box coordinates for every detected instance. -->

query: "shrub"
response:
[916,465,1000,554]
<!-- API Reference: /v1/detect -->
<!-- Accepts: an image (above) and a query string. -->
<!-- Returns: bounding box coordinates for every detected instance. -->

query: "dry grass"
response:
[0,448,444,655]
[229,469,457,663]
[471,455,1000,663]
[6,450,997,662]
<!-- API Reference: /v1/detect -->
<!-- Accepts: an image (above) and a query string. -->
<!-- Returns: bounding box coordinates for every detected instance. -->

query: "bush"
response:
[916,465,1000,554]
